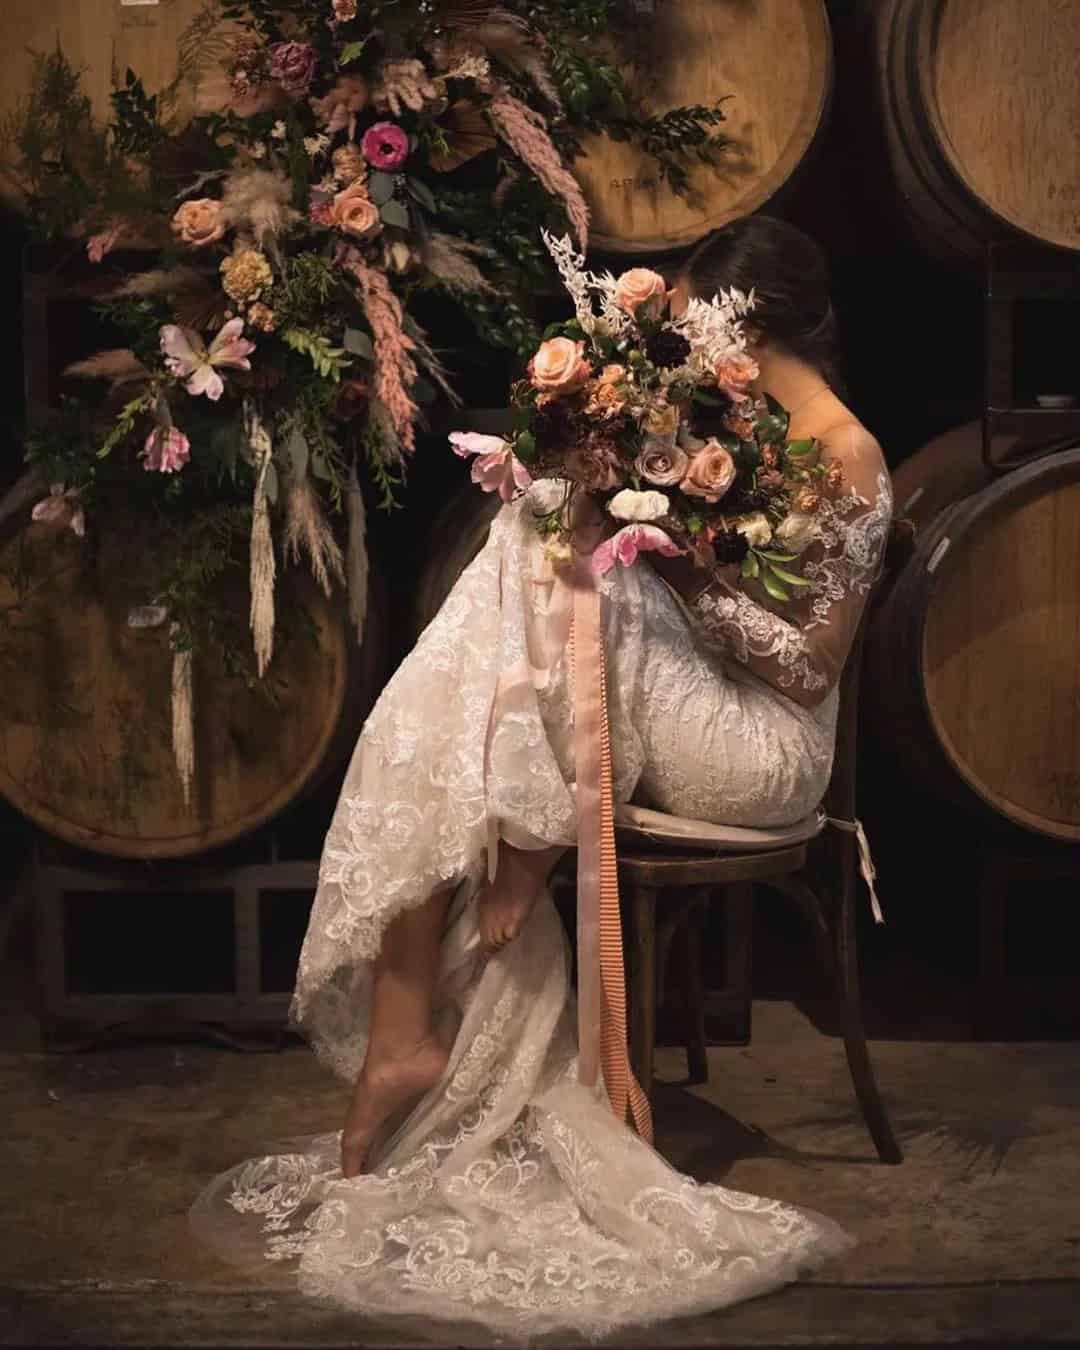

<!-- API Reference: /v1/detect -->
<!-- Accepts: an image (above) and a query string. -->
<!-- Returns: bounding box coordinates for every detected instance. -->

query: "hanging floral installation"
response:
[3,0,731,793]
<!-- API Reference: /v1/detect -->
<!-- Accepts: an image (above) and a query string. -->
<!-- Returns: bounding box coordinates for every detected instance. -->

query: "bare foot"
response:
[477,845,565,955]
[340,1036,449,1178]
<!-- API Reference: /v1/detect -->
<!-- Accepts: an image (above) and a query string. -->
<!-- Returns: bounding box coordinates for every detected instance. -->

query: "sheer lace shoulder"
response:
[689,422,892,707]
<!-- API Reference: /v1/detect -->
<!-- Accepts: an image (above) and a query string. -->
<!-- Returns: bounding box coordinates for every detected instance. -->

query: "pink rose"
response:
[612,267,668,319]
[142,426,191,474]
[592,524,683,576]
[449,431,531,502]
[361,120,409,170]
[269,41,317,96]
[171,198,226,248]
[634,443,689,487]
[528,337,591,395]
[714,351,760,399]
[681,439,737,503]
[330,183,381,239]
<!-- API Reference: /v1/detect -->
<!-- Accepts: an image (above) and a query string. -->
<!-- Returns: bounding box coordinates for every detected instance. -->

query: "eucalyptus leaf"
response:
[367,171,395,206]
[741,552,760,580]
[380,198,410,229]
[406,176,437,212]
[339,40,366,66]
[785,438,817,457]
[761,568,791,602]
[262,459,279,506]
[767,563,812,587]
[344,327,374,359]
[759,550,798,563]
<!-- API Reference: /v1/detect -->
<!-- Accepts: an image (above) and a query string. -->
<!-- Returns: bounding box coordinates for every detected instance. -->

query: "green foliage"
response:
[110,70,166,156]
[281,327,352,382]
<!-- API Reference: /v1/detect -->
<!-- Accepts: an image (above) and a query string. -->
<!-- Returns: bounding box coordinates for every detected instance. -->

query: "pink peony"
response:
[269,41,317,96]
[361,120,410,170]
[142,426,191,473]
[592,524,682,575]
[449,431,531,502]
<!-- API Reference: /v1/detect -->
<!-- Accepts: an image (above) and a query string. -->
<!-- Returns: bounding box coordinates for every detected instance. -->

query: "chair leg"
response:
[626,883,657,1099]
[671,895,708,1085]
[833,844,903,1165]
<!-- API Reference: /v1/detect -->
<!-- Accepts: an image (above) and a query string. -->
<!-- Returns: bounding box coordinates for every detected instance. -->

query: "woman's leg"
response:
[340,886,454,1177]
[477,841,567,955]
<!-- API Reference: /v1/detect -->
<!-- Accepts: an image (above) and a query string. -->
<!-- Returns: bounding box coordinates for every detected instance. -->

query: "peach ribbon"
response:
[569,563,653,1144]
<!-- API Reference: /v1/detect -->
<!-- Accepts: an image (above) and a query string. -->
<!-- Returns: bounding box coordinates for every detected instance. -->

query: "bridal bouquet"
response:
[452,234,843,600]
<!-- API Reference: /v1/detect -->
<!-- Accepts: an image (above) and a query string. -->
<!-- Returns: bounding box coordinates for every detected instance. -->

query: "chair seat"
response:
[614,803,826,852]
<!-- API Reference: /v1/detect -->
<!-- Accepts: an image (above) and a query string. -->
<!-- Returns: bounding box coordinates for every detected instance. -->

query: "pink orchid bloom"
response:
[142,425,192,473]
[449,432,531,503]
[160,318,255,401]
[592,524,683,576]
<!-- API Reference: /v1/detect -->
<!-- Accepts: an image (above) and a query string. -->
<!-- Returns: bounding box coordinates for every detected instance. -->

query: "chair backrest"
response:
[824,517,915,822]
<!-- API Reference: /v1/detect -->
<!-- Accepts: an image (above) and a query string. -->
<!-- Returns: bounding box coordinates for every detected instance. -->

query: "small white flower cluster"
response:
[541,231,632,340]
[667,290,755,385]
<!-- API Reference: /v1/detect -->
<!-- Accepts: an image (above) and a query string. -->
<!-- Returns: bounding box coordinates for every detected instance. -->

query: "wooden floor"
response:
[2,941,1079,1347]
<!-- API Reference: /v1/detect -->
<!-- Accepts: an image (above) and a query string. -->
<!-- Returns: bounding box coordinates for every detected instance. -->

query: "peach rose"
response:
[613,267,667,318]
[586,379,626,417]
[599,363,626,385]
[171,198,226,248]
[681,439,737,503]
[330,183,381,239]
[634,443,689,487]
[528,337,591,394]
[714,351,759,398]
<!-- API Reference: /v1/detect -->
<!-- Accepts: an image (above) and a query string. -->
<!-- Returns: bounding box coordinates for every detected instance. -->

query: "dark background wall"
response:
[3,1,1071,1025]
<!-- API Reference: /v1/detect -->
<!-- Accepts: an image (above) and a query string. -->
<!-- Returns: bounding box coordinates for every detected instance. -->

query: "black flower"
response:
[644,329,691,370]
[712,528,750,565]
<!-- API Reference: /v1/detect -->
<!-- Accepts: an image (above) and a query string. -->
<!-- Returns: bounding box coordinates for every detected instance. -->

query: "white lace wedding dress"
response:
[191,427,892,1342]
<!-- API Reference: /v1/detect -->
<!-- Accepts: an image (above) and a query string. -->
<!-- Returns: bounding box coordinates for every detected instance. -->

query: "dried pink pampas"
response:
[341,252,419,457]
[487,87,588,247]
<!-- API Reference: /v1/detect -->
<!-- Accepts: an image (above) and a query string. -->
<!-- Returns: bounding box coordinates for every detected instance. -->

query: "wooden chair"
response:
[613,551,909,1167]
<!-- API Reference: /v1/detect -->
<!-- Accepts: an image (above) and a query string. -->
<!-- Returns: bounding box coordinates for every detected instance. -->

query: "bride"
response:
[191,216,893,1340]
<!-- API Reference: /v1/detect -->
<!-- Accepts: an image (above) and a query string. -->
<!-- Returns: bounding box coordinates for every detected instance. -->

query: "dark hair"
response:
[682,216,842,387]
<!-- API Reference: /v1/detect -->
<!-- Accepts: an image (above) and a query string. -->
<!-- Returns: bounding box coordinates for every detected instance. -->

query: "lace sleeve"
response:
[689,424,892,708]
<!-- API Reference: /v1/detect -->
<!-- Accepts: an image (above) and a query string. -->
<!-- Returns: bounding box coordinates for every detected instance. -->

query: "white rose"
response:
[732,511,773,548]
[526,478,568,514]
[774,512,819,554]
[607,488,670,523]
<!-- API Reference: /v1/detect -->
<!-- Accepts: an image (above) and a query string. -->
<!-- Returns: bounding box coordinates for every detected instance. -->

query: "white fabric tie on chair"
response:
[826,816,885,925]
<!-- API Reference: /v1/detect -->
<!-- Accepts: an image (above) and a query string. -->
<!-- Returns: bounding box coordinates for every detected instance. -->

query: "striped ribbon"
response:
[571,577,654,1144]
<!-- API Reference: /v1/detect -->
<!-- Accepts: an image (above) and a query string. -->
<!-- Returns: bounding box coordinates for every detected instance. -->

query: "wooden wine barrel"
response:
[867,427,1080,841]
[870,0,1080,265]
[0,504,387,859]
[2,0,219,138]
[574,0,833,253]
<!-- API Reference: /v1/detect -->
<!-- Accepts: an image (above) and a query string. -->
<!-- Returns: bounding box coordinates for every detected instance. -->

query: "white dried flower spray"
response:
[245,402,277,676]
[169,622,195,806]
[285,469,345,596]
